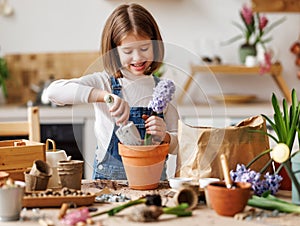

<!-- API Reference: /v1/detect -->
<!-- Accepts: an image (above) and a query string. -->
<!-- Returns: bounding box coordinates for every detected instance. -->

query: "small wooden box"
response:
[0,139,45,181]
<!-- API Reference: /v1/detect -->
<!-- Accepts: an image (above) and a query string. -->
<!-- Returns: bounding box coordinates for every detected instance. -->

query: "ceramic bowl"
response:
[168,177,193,190]
[199,178,220,188]
[206,181,251,216]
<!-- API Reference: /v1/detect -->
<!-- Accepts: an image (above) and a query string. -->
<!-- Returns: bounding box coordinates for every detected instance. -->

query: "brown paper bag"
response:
[175,115,270,179]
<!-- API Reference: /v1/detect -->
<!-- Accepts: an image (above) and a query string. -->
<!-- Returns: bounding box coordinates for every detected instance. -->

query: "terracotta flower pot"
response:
[118,143,169,190]
[207,181,251,217]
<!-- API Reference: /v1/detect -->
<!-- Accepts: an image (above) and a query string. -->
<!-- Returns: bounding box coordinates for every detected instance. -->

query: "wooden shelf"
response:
[178,62,291,104]
[252,0,300,12]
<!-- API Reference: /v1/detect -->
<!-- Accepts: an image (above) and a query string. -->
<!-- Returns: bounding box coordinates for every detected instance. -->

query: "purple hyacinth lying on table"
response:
[230,164,282,196]
[148,79,175,114]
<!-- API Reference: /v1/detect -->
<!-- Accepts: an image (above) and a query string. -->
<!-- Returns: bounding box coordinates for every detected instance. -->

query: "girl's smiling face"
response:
[117,33,154,76]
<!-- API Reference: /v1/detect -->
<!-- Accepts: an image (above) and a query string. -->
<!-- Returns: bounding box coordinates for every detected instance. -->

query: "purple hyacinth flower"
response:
[230,164,282,196]
[148,79,175,114]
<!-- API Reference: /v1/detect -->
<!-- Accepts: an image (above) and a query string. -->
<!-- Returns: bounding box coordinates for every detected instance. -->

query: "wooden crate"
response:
[0,139,45,180]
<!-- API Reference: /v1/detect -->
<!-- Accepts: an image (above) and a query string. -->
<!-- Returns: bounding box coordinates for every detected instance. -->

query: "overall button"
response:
[98,164,104,170]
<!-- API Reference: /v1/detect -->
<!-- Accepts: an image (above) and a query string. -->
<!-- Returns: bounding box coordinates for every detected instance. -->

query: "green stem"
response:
[90,201,192,219]
[143,111,158,145]
[275,163,284,174]
[248,194,300,213]
[259,158,273,174]
[162,203,192,217]
[246,149,272,169]
[90,198,146,217]
[249,128,279,144]
[144,133,152,145]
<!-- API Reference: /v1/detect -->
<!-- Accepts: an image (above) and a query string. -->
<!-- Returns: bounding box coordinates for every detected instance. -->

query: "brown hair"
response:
[101,3,164,78]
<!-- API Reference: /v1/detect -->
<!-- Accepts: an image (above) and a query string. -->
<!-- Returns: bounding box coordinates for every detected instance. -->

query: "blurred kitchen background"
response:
[0,0,299,105]
[0,0,299,178]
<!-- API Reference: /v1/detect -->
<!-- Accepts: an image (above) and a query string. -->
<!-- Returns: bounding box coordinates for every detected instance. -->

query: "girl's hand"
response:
[107,94,130,125]
[145,115,167,143]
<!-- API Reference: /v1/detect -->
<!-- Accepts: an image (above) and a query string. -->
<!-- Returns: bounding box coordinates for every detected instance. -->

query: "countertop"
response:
[0,181,297,226]
[0,102,274,123]
[0,104,95,124]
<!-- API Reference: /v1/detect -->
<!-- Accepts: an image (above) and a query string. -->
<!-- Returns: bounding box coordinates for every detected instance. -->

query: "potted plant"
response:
[231,89,300,203]
[262,89,300,204]
[224,4,285,65]
[0,57,9,104]
[118,79,176,190]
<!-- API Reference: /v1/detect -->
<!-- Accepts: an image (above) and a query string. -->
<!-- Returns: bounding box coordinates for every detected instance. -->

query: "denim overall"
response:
[92,76,167,180]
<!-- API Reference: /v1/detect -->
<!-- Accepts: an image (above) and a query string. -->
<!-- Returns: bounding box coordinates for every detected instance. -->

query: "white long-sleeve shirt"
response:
[47,71,179,162]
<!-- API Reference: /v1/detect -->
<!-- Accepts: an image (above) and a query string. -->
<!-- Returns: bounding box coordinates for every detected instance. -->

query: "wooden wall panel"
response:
[4,51,101,104]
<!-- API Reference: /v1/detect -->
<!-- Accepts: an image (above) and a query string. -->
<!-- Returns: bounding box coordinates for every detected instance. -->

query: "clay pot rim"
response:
[207,181,251,190]
[119,142,169,149]
[118,143,169,158]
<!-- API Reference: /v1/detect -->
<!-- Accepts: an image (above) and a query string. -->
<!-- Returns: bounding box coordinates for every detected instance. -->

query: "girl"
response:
[47,3,179,180]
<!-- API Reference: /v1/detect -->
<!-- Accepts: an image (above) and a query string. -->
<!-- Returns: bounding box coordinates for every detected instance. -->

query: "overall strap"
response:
[110,77,122,97]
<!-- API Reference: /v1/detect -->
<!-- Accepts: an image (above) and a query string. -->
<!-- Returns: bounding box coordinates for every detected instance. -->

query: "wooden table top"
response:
[0,180,298,226]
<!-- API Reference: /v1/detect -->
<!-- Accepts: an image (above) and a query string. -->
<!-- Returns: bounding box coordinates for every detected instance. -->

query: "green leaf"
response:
[271,93,287,141]
[248,194,300,213]
[274,163,284,174]
[283,99,289,131]
[259,37,273,44]
[107,198,146,216]
[261,114,278,135]
[246,149,272,169]
[163,203,192,217]
[263,16,286,35]
[249,127,279,143]
[232,21,245,32]
[286,109,299,149]
[291,89,298,114]
[220,34,243,46]
[0,58,9,97]
[0,58,9,80]
[259,158,273,174]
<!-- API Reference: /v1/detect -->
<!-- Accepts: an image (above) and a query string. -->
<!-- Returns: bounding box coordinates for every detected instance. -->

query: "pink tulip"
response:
[60,207,90,225]
[259,15,268,31]
[241,5,253,25]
